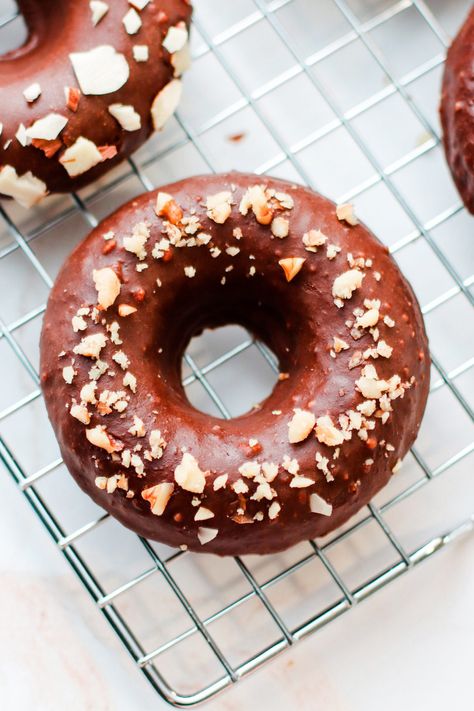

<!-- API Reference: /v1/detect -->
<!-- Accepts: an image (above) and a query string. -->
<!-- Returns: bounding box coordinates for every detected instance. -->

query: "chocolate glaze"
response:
[440,7,474,214]
[40,173,430,555]
[0,0,192,197]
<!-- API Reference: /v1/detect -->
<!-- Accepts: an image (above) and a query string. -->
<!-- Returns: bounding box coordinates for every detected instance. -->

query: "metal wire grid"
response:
[0,0,473,706]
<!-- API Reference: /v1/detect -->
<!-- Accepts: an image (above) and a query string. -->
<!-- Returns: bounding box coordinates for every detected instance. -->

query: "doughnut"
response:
[40,172,430,556]
[440,7,474,214]
[0,0,192,208]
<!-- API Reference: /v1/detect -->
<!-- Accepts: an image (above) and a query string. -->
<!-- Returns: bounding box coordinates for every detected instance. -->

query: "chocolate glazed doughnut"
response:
[440,6,474,214]
[40,173,430,556]
[0,0,192,208]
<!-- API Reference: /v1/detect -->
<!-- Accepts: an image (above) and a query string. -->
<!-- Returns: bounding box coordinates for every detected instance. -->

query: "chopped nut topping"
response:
[23,82,41,103]
[151,79,182,131]
[174,452,207,493]
[93,267,121,309]
[133,44,149,62]
[309,492,333,516]
[197,527,218,545]
[303,229,327,251]
[238,462,260,479]
[80,381,97,404]
[282,455,299,475]
[123,371,137,392]
[356,308,379,329]
[74,332,107,359]
[194,506,214,521]
[315,415,344,447]
[333,336,349,353]
[268,501,281,520]
[271,216,289,238]
[0,165,48,208]
[384,315,395,328]
[357,400,376,416]
[118,304,137,317]
[86,425,121,453]
[213,474,228,490]
[376,340,393,358]
[206,191,232,224]
[184,266,196,278]
[108,103,141,131]
[149,430,166,459]
[336,203,358,225]
[62,365,76,384]
[326,244,341,260]
[226,246,240,257]
[25,113,68,142]
[112,351,130,370]
[122,7,142,34]
[72,314,87,332]
[290,475,314,488]
[316,451,333,482]
[59,136,103,177]
[70,403,91,424]
[162,24,189,54]
[262,462,279,482]
[239,185,272,225]
[129,415,146,437]
[233,478,249,494]
[288,408,316,444]
[123,221,149,260]
[332,269,364,300]
[251,481,274,501]
[90,1,109,25]
[356,369,390,399]
[279,257,305,282]
[95,476,107,490]
[142,482,174,516]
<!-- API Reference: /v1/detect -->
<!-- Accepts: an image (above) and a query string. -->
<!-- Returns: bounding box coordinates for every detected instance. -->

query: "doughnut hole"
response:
[0,2,28,56]
[160,271,320,422]
[183,325,280,418]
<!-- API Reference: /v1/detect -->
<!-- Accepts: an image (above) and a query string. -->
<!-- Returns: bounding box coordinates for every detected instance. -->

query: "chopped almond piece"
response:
[336,203,358,226]
[278,257,305,282]
[174,452,208,493]
[271,216,289,238]
[86,425,121,453]
[70,403,91,424]
[93,267,120,309]
[288,408,316,444]
[197,527,218,545]
[309,493,333,516]
[332,269,364,300]
[118,304,137,317]
[31,138,62,158]
[239,185,272,225]
[65,86,81,112]
[315,415,344,447]
[142,482,174,516]
[206,191,232,224]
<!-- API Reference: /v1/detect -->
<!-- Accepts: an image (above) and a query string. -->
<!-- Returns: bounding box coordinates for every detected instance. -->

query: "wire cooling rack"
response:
[1,0,473,706]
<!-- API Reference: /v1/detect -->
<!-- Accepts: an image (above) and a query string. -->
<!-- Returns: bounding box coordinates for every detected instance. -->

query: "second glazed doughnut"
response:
[0,0,192,207]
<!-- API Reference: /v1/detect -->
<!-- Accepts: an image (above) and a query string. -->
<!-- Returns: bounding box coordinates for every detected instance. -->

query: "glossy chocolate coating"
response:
[0,0,192,196]
[440,7,474,214]
[40,173,430,555]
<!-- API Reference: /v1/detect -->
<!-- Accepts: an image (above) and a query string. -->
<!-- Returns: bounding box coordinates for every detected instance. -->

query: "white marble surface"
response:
[1,468,473,711]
